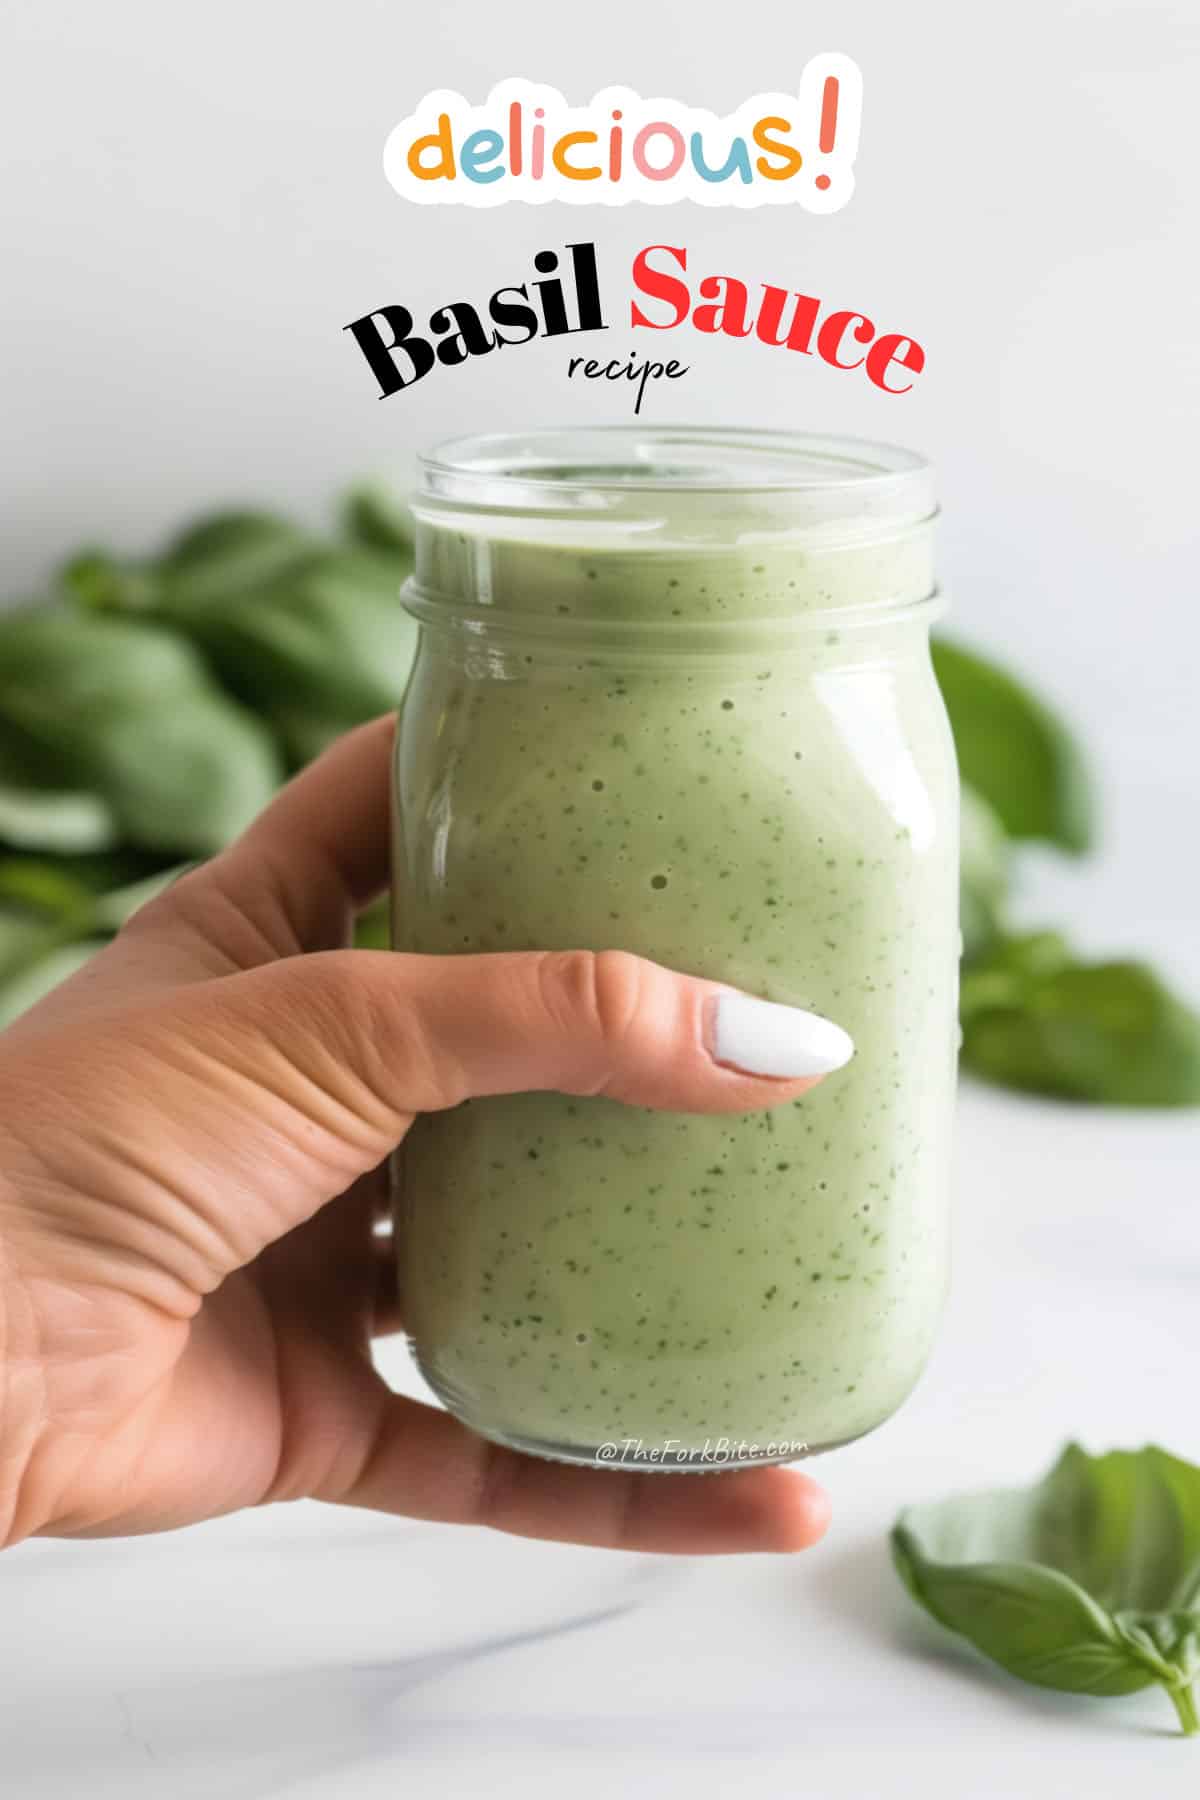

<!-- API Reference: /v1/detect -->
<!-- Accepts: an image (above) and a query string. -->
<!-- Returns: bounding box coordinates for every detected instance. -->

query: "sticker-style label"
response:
[383,61,863,213]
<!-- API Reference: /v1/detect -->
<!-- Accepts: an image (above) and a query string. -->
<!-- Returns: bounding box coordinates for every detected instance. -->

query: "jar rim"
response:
[419,426,931,507]
[413,428,936,548]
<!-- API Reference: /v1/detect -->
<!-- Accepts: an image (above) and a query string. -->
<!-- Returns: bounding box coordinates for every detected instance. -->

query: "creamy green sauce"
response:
[393,534,958,1464]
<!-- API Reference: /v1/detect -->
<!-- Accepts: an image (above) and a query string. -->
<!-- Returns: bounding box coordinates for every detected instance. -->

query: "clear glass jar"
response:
[392,428,958,1471]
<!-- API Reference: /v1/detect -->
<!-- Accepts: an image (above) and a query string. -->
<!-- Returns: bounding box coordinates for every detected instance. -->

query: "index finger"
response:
[200,712,397,959]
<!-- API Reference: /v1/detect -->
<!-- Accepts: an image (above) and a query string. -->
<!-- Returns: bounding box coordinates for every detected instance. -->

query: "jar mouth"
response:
[415,427,935,545]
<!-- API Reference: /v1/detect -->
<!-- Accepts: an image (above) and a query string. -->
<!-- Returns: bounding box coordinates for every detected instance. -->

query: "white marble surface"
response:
[3,1084,1199,1798]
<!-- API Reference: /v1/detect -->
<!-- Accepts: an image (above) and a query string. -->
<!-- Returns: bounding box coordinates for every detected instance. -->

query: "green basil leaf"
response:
[0,608,283,855]
[151,544,416,759]
[61,549,162,615]
[89,864,184,930]
[0,856,183,1026]
[960,944,1200,1105]
[352,896,391,950]
[0,860,178,943]
[964,929,1074,982]
[0,715,120,853]
[0,858,98,920]
[959,784,1010,961]
[0,784,117,854]
[893,1543,1145,1694]
[893,1444,1200,1734]
[161,511,317,596]
[0,909,67,984]
[932,637,1095,853]
[57,508,416,767]
[61,513,314,618]
[0,849,172,907]
[341,482,414,553]
[265,709,351,768]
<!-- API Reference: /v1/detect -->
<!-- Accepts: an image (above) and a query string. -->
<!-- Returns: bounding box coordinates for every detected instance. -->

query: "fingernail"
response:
[709,992,855,1079]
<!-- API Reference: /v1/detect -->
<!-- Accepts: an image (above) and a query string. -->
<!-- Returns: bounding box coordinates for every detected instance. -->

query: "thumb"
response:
[207,945,853,1134]
[4,948,853,1289]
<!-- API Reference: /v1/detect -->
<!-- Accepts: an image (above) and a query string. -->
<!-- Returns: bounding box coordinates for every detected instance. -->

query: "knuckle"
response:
[115,871,196,938]
[118,861,228,949]
[540,949,649,1051]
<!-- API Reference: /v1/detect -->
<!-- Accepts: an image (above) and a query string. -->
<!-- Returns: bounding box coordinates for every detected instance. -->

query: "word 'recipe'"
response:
[343,242,925,407]
[383,62,862,213]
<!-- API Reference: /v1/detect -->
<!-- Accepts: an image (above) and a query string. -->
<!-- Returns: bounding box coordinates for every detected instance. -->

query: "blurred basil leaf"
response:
[0,859,182,1029]
[157,544,416,763]
[89,864,183,929]
[352,895,391,950]
[960,928,1073,1002]
[0,608,282,855]
[60,549,161,615]
[960,934,1200,1105]
[0,715,120,852]
[264,708,351,767]
[161,511,317,591]
[341,481,414,554]
[0,908,66,984]
[62,513,316,619]
[893,1444,1200,1735]
[0,857,99,919]
[80,512,418,766]
[933,637,1095,853]
[959,784,1010,961]
[0,849,171,909]
[0,784,117,854]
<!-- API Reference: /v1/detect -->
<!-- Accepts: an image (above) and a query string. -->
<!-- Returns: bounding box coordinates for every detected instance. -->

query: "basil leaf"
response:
[352,896,391,950]
[161,511,317,595]
[0,784,117,854]
[341,481,414,554]
[150,542,416,763]
[0,716,120,853]
[960,939,1200,1105]
[265,709,351,768]
[959,784,1010,961]
[0,608,283,856]
[0,855,183,1026]
[89,865,183,930]
[893,1547,1144,1693]
[62,513,315,618]
[61,549,161,615]
[932,637,1095,853]
[0,909,68,984]
[0,857,99,920]
[893,1444,1200,1734]
[58,507,415,765]
[0,849,171,907]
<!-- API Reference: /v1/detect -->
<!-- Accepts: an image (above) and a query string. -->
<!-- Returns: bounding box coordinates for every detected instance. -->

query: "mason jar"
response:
[391,428,958,1470]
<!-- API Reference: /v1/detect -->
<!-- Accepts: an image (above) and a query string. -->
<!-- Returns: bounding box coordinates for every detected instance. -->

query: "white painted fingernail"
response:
[709,992,855,1079]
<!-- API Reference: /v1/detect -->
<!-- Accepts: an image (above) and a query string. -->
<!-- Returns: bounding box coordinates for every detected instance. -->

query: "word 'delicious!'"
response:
[383,61,863,213]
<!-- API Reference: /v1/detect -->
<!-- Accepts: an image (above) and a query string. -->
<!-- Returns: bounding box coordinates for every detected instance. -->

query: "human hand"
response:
[0,716,833,1555]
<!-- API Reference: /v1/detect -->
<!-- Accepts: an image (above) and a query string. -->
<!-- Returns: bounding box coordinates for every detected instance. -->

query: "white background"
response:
[3,0,1199,981]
